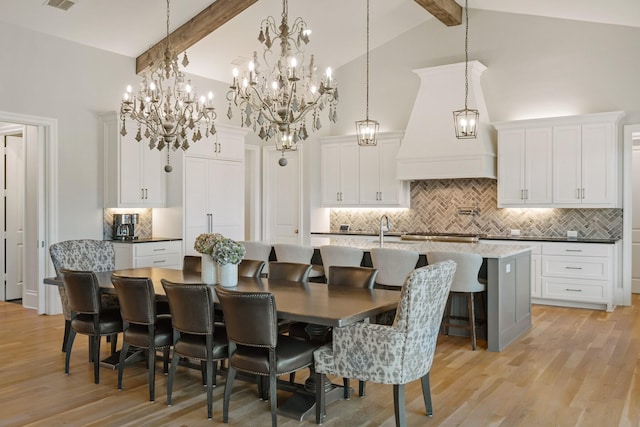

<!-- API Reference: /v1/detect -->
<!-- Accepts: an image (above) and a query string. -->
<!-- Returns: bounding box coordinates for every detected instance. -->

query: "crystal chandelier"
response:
[355,0,378,146]
[227,0,338,156]
[453,0,478,139]
[120,0,217,172]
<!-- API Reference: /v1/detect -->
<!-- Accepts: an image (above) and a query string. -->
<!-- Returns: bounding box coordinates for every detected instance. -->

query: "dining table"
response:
[44,266,402,421]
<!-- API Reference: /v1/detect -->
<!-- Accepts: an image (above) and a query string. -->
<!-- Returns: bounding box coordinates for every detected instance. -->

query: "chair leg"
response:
[206,353,214,420]
[269,370,278,427]
[201,360,207,385]
[92,335,101,384]
[117,341,129,391]
[420,373,433,416]
[393,384,406,427]
[359,380,366,398]
[149,345,156,402]
[289,372,296,384]
[316,372,326,425]
[443,294,453,335]
[467,292,477,351]
[163,347,170,374]
[342,378,351,399]
[166,348,180,406]
[223,365,237,423]
[110,333,118,354]
[64,329,76,375]
[62,319,71,352]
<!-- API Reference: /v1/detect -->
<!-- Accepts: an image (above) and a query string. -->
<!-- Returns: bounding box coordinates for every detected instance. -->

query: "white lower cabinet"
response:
[113,241,182,269]
[540,242,616,311]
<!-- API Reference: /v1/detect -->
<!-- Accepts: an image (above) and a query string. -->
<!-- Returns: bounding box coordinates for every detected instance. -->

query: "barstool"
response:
[427,251,486,350]
[273,243,324,280]
[239,241,273,276]
[319,245,364,277]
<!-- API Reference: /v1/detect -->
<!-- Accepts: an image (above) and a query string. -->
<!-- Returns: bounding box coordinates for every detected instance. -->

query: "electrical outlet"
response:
[505,263,511,273]
[510,229,520,236]
[567,230,578,238]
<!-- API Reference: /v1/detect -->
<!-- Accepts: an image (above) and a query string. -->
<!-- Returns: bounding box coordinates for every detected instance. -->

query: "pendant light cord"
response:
[365,0,370,121]
[464,0,469,110]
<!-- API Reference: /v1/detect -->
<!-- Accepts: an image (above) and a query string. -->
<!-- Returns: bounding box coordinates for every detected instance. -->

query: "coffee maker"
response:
[112,213,139,240]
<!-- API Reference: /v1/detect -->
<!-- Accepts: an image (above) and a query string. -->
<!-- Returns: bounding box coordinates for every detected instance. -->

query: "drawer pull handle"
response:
[153,248,166,252]
[565,249,582,252]
[565,288,583,292]
[565,266,582,270]
[153,260,166,264]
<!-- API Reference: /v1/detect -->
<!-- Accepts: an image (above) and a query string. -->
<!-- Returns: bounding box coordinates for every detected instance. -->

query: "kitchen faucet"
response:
[379,215,391,247]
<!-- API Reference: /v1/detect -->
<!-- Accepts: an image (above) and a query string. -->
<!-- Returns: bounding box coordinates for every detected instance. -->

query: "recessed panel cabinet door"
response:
[553,125,582,205]
[119,137,144,205]
[524,127,552,205]
[208,160,244,240]
[339,143,360,205]
[141,147,165,205]
[184,157,209,256]
[378,138,402,205]
[498,129,526,206]
[581,122,615,205]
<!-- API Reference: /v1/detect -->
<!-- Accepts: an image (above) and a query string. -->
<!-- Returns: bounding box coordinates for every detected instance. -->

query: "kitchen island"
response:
[310,236,534,352]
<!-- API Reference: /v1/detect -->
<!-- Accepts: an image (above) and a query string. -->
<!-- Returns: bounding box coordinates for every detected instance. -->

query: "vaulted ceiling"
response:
[1,0,638,83]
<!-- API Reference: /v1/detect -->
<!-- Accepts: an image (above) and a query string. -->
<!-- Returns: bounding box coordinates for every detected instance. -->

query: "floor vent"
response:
[44,0,76,11]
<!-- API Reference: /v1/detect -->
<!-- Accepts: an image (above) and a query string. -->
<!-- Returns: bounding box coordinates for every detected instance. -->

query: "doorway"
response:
[0,111,58,314]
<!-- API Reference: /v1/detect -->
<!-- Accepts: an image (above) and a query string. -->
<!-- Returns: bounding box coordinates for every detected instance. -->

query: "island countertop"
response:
[309,236,533,259]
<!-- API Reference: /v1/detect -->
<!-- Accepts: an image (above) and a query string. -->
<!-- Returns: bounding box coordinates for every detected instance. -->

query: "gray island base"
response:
[310,237,533,352]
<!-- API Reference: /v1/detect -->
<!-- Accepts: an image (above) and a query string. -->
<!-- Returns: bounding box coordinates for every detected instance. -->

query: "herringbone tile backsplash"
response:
[102,209,153,240]
[330,179,622,239]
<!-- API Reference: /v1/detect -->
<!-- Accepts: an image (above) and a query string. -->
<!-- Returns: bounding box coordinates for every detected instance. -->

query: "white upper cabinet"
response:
[321,132,409,208]
[497,127,552,207]
[553,122,617,207]
[101,112,166,208]
[184,124,244,162]
[494,111,624,209]
[320,140,359,206]
[359,132,409,206]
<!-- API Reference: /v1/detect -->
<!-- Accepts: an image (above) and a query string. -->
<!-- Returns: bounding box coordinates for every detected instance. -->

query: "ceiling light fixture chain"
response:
[453,0,478,139]
[355,0,379,146]
[227,0,338,163]
[119,0,217,173]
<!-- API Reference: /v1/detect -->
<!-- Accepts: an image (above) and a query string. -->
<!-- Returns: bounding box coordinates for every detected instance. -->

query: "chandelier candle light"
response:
[227,0,338,163]
[120,0,217,173]
[453,0,478,139]
[355,0,379,146]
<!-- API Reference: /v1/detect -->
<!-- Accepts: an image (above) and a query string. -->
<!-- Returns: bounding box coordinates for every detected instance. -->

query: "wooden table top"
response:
[45,267,401,328]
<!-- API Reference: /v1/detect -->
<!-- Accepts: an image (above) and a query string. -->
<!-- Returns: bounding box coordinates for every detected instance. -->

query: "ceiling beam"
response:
[136,0,258,75]
[414,0,462,26]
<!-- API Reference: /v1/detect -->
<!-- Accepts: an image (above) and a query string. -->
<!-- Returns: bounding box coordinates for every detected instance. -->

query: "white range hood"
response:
[396,61,496,180]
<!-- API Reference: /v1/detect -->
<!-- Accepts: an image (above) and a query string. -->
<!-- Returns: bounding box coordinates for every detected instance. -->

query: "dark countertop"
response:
[311,231,619,244]
[108,238,182,244]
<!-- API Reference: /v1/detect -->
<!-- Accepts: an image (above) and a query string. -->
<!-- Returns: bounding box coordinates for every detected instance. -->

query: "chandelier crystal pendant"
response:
[453,0,479,139]
[226,0,339,156]
[355,0,379,147]
[120,0,217,173]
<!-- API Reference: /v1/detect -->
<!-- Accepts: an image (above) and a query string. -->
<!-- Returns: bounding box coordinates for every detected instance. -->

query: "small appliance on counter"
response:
[112,213,139,240]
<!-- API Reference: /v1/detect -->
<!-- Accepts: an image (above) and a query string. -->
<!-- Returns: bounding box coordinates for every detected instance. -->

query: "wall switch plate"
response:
[505,263,511,273]
[510,229,520,236]
[567,230,578,238]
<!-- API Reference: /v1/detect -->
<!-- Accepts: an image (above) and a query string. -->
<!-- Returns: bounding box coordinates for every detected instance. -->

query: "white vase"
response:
[201,254,218,285]
[218,263,238,287]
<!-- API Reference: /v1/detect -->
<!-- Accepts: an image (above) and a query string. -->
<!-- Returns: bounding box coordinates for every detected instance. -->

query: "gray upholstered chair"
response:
[111,275,173,401]
[239,241,273,276]
[313,260,456,426]
[370,247,420,289]
[60,269,123,384]
[161,280,229,420]
[49,239,119,352]
[273,243,324,279]
[215,286,320,427]
[427,251,486,350]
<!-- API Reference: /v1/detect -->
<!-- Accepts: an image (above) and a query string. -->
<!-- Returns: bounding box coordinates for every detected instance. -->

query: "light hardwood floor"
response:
[2,298,640,427]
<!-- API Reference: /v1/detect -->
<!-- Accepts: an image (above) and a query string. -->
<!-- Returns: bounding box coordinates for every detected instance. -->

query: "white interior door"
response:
[5,134,24,300]
[631,147,640,293]
[263,147,301,243]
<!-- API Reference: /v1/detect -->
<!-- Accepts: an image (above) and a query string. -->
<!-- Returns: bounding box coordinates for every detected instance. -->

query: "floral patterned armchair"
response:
[49,239,119,351]
[313,260,456,426]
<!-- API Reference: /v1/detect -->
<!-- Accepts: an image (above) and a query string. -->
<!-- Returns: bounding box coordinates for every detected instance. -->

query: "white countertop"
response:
[309,236,533,259]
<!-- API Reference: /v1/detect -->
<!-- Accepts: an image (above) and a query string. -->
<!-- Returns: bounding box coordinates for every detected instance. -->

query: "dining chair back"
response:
[327,265,378,289]
[273,243,324,279]
[370,247,420,289]
[160,280,229,420]
[60,268,123,384]
[238,259,266,278]
[319,245,364,277]
[240,241,273,275]
[427,251,486,350]
[313,260,457,426]
[215,286,320,427]
[183,255,202,273]
[49,239,119,352]
[268,261,312,282]
[111,275,173,401]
